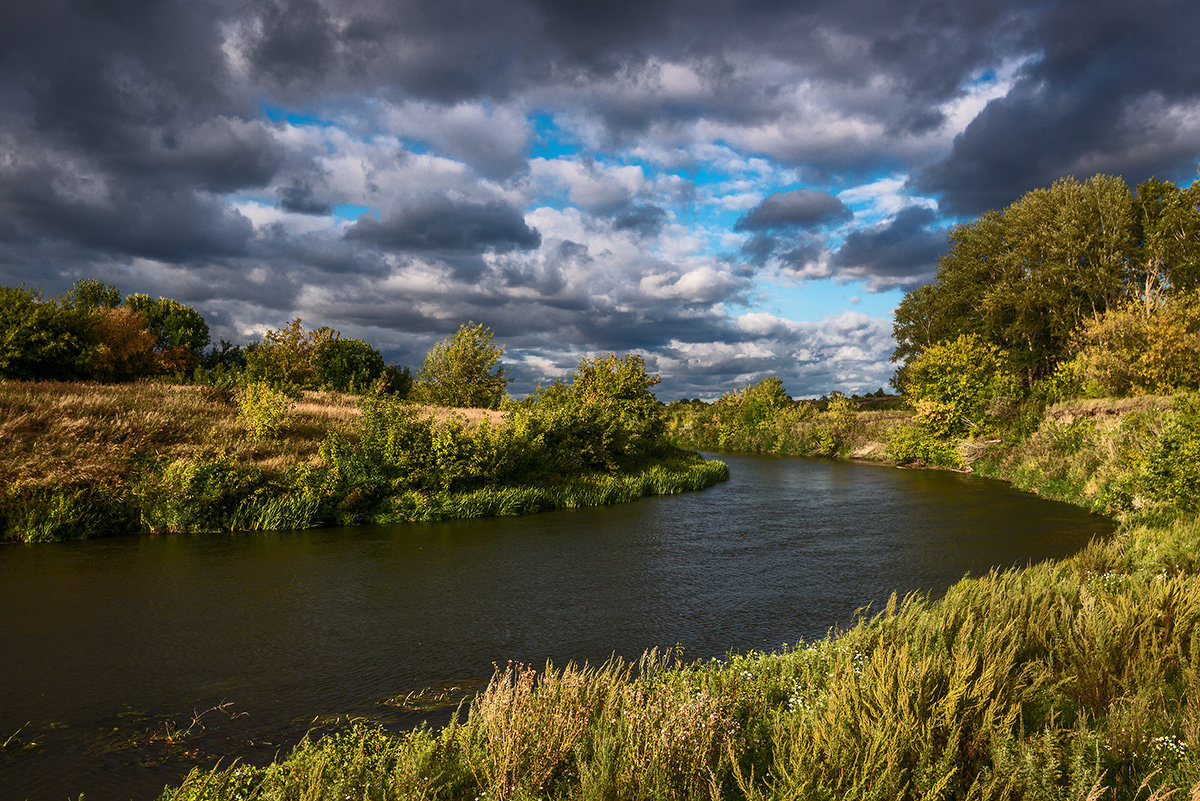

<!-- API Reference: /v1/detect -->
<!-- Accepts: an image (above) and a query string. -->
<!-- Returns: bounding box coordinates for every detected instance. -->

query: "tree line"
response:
[892,172,1200,391]
[884,168,1200,465]
[0,278,528,408]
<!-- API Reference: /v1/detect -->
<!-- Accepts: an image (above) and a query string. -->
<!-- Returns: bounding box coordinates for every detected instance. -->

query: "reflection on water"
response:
[0,454,1112,800]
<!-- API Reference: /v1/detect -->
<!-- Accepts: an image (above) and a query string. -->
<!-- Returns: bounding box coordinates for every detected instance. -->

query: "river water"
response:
[0,454,1112,801]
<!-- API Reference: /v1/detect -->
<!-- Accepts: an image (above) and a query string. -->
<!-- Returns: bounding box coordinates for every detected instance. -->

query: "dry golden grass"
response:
[1047,394,1175,421]
[408,403,505,427]
[0,381,509,491]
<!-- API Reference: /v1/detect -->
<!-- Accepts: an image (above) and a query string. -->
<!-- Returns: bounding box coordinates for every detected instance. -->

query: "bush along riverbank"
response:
[157,397,1200,800]
[666,381,913,464]
[0,353,728,542]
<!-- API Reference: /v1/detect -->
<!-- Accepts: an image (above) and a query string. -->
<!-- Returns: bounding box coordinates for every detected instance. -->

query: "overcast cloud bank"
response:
[1,0,1198,397]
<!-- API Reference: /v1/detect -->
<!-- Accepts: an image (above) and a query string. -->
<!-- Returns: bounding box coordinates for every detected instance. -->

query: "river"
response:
[0,454,1112,800]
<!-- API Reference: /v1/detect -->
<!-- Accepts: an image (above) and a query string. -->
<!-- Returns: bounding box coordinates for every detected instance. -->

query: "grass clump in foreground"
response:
[161,516,1200,801]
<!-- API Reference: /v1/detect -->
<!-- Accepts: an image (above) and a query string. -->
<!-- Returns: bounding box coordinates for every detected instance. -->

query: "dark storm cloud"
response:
[613,205,668,237]
[250,0,338,85]
[147,119,285,193]
[345,198,541,253]
[735,190,851,232]
[739,230,827,275]
[1,159,254,263]
[831,207,945,290]
[917,0,1200,214]
[0,0,279,264]
[277,179,332,215]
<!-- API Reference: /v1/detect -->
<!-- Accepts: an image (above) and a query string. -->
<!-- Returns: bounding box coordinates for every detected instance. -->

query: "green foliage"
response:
[1136,396,1200,513]
[904,334,1019,438]
[515,353,665,472]
[123,294,210,373]
[715,376,791,437]
[1,483,130,542]
[412,321,507,409]
[885,422,961,468]
[244,318,338,393]
[122,294,210,354]
[236,381,295,440]
[135,455,266,533]
[666,388,903,460]
[67,278,121,312]
[0,285,95,380]
[200,340,246,372]
[379,363,413,397]
[973,399,1174,515]
[893,173,1200,388]
[1132,176,1200,298]
[311,337,386,393]
[1074,290,1200,396]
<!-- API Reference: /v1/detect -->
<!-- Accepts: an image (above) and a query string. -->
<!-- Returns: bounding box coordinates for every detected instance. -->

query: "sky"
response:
[2,0,1199,399]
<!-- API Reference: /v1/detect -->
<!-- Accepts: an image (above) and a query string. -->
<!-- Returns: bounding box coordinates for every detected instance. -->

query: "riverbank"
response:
[0,381,728,542]
[156,395,1200,800]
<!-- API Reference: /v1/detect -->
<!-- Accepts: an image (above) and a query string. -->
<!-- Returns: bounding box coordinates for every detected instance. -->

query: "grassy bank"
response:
[155,394,1200,801]
[0,380,727,542]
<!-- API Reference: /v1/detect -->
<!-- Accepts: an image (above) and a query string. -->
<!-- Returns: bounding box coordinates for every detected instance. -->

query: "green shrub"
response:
[515,353,666,472]
[1075,291,1200,396]
[885,422,961,468]
[0,483,130,542]
[136,455,266,533]
[236,381,294,440]
[905,334,1020,438]
[1137,395,1200,512]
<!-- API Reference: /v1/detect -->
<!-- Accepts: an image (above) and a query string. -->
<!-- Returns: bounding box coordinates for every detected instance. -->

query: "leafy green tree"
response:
[312,337,386,393]
[122,294,210,370]
[0,285,94,380]
[904,334,1018,438]
[893,174,1140,387]
[412,322,507,409]
[1132,176,1200,300]
[244,318,337,392]
[379,364,413,397]
[67,278,121,312]
[201,340,246,372]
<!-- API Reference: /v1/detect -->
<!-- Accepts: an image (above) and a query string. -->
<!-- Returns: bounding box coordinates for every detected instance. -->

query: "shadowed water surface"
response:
[0,454,1112,800]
